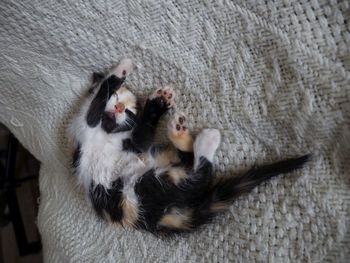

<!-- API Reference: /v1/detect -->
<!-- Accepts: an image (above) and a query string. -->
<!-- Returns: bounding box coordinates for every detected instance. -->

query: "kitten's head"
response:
[102,86,138,133]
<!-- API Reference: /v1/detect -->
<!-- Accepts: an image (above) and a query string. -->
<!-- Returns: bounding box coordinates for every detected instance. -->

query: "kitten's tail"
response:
[192,154,311,226]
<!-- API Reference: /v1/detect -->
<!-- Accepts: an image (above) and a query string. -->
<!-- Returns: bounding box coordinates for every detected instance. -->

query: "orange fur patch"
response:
[168,132,193,152]
[210,202,230,212]
[159,208,192,230]
[154,148,180,167]
[120,195,139,227]
[117,86,137,114]
[168,167,187,185]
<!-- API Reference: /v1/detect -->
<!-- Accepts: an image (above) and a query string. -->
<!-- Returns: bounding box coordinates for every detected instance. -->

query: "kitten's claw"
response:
[150,86,175,109]
[167,112,193,152]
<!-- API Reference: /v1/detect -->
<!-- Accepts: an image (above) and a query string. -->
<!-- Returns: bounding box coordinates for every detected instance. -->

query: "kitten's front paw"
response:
[112,58,135,78]
[149,86,175,109]
[167,112,193,152]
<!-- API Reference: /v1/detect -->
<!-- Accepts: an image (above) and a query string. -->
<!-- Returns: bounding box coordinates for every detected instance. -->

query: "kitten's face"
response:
[104,86,137,125]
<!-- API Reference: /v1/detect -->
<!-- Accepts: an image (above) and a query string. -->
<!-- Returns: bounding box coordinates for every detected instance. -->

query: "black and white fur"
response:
[69,59,310,235]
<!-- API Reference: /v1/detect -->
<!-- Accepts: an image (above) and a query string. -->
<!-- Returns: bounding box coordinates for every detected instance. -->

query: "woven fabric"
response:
[0,0,349,262]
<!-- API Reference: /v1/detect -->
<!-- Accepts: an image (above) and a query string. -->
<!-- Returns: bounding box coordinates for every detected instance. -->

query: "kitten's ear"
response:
[88,72,105,94]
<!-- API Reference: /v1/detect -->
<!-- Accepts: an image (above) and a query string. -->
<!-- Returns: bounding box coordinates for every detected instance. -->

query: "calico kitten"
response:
[69,59,310,235]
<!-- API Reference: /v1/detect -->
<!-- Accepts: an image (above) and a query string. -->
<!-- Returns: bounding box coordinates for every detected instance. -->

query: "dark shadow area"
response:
[0,123,42,263]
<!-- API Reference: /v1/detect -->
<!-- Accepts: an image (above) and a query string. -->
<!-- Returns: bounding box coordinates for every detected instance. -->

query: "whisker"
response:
[124,117,136,129]
[124,119,132,129]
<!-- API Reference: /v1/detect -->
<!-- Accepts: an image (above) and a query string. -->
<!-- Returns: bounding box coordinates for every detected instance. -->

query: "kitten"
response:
[69,59,310,235]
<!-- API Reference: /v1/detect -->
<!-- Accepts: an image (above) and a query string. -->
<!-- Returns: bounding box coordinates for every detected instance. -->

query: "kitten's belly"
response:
[78,126,137,188]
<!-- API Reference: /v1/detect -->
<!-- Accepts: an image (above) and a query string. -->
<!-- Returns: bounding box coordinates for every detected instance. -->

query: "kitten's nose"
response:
[115,102,125,113]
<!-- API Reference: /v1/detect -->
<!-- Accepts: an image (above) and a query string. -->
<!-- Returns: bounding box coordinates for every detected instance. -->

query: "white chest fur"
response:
[77,125,144,189]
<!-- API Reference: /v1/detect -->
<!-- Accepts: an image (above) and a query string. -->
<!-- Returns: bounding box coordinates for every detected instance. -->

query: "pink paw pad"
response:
[168,112,189,136]
[151,86,175,108]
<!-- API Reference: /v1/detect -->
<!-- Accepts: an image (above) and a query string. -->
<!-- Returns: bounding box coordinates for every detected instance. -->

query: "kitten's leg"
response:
[171,129,221,210]
[131,86,175,152]
[167,112,193,152]
[150,130,221,231]
[167,112,194,166]
[86,58,135,127]
[88,72,105,94]
[172,129,220,191]
[147,112,193,168]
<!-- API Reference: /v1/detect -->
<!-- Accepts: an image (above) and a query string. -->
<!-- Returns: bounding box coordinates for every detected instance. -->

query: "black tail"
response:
[141,155,310,235]
[208,154,310,212]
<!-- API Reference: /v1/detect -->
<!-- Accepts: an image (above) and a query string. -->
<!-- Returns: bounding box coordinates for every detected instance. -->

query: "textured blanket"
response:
[0,0,349,262]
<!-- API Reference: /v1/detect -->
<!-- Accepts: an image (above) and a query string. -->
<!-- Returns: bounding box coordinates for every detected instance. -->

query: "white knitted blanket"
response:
[0,0,349,262]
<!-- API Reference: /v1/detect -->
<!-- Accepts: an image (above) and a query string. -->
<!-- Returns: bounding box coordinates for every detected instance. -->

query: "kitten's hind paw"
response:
[167,112,193,152]
[168,112,189,137]
[194,129,221,168]
[150,86,175,109]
